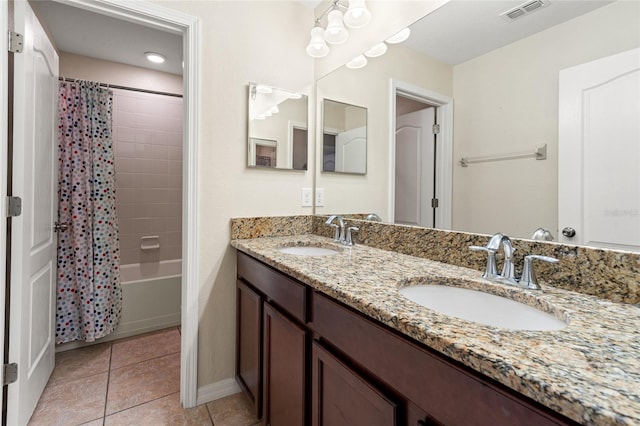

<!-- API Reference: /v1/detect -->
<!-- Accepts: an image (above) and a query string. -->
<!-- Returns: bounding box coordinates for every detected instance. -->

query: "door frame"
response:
[389,79,453,229]
[1,0,201,409]
[1,0,9,413]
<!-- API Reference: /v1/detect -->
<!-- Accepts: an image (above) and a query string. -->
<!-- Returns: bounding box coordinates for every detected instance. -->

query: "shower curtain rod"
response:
[58,77,183,98]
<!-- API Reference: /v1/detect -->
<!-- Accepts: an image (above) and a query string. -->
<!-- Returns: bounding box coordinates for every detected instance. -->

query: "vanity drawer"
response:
[237,251,307,323]
[312,292,571,426]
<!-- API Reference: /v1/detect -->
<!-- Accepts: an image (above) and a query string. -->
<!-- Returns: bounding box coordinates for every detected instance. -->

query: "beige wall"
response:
[452,1,640,238]
[316,43,452,219]
[148,0,315,388]
[59,52,183,95]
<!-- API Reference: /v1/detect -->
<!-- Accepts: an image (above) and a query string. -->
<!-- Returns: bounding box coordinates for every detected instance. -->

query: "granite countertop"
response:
[231,234,640,426]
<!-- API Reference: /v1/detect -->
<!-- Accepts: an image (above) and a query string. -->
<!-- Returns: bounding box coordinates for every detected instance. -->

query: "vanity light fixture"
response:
[385,27,411,44]
[306,21,330,58]
[306,0,372,58]
[324,6,349,44]
[364,42,387,58]
[343,0,371,28]
[346,54,368,69]
[145,52,166,64]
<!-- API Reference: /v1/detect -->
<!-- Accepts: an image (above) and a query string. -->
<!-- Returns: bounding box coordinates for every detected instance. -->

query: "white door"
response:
[8,1,59,424]
[335,126,366,173]
[395,108,435,227]
[558,48,640,251]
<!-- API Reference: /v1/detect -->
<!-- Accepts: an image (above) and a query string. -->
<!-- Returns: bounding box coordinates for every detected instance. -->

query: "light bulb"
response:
[343,0,371,29]
[324,9,349,45]
[385,28,411,44]
[306,26,329,58]
[270,106,279,114]
[364,42,387,58]
[346,54,367,69]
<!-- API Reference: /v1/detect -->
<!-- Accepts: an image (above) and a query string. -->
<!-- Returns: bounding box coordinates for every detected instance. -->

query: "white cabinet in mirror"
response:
[248,82,309,171]
[321,99,367,174]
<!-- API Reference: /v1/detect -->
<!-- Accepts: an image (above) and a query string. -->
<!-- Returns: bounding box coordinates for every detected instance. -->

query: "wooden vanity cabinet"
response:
[236,252,309,425]
[236,252,576,426]
[236,280,263,418]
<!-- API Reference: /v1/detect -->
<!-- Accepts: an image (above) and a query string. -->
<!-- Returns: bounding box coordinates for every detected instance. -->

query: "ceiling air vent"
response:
[500,0,550,22]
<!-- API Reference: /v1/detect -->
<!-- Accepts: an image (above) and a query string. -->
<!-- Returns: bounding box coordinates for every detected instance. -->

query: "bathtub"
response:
[56,259,182,352]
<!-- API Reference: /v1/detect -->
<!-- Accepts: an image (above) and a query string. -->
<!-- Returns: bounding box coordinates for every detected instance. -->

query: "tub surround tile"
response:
[110,327,181,370]
[206,392,260,426]
[28,373,108,426]
[104,392,212,426]
[231,234,640,425]
[106,352,180,414]
[230,215,312,240]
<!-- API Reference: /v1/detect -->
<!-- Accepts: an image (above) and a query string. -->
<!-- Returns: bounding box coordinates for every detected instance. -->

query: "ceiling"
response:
[32,0,615,75]
[403,0,615,65]
[33,1,183,75]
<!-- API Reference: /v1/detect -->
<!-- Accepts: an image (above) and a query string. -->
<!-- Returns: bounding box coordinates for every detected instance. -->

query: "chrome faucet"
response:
[325,215,345,243]
[470,233,558,290]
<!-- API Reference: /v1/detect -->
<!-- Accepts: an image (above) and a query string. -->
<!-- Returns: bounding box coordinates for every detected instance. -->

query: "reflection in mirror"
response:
[315,0,640,250]
[248,82,308,170]
[322,99,367,174]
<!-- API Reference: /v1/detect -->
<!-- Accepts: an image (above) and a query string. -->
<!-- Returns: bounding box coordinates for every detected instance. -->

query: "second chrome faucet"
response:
[470,233,558,290]
[325,215,359,246]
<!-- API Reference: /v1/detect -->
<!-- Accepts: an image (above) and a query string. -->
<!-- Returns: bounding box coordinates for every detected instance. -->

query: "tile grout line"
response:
[109,349,181,372]
[102,391,182,418]
[102,344,114,425]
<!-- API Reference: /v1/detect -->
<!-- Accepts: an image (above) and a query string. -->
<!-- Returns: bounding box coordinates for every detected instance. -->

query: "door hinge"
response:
[8,31,24,53]
[2,363,18,386]
[432,124,440,134]
[431,198,439,208]
[7,196,22,217]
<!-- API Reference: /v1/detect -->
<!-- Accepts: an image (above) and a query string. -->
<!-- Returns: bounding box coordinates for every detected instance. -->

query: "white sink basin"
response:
[278,246,340,256]
[399,285,567,331]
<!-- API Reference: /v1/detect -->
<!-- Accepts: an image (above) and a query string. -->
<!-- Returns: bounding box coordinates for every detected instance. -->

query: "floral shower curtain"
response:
[56,81,122,344]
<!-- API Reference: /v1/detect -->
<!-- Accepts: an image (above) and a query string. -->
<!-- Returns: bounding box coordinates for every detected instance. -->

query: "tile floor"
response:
[28,327,260,426]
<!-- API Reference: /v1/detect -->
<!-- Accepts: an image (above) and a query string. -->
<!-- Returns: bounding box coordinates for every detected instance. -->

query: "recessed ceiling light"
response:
[145,52,166,64]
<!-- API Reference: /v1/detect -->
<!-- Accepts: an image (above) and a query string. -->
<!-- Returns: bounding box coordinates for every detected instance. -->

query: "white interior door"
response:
[395,108,435,227]
[8,1,59,424]
[335,126,366,173]
[559,48,640,251]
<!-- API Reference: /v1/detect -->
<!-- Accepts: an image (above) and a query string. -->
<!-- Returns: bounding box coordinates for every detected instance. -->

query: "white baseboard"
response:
[196,378,242,406]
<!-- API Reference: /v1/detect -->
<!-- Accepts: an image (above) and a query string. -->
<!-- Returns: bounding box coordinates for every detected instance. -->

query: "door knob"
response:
[54,221,69,232]
[561,227,576,238]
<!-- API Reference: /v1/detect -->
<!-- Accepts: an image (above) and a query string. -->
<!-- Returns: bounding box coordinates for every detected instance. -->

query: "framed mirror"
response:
[314,0,640,249]
[248,82,308,170]
[321,99,367,174]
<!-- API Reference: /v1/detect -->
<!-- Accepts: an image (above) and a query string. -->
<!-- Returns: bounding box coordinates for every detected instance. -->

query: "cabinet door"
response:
[263,302,307,426]
[312,341,396,426]
[236,281,262,418]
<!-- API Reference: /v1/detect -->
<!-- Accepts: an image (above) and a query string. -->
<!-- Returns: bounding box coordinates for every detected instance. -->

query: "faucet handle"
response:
[345,226,359,246]
[469,246,498,278]
[521,254,559,290]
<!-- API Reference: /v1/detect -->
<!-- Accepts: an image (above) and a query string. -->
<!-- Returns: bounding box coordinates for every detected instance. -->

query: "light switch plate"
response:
[316,188,325,207]
[301,188,313,207]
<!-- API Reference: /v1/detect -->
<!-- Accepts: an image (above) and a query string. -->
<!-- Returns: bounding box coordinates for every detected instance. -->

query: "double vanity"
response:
[231,217,640,426]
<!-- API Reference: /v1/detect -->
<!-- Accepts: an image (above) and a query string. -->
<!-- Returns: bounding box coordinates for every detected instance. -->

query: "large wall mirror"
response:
[322,99,367,174]
[248,82,309,170]
[315,0,640,251]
